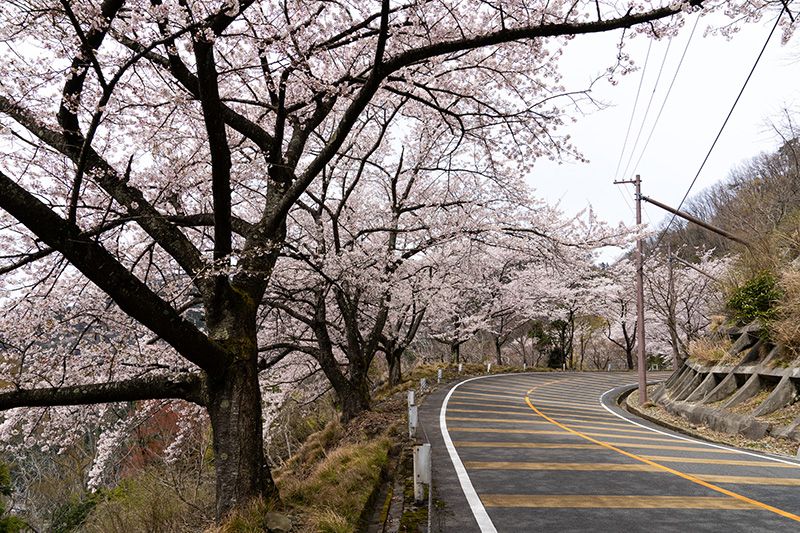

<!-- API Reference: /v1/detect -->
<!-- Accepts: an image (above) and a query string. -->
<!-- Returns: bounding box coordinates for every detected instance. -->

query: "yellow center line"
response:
[524,388,800,523]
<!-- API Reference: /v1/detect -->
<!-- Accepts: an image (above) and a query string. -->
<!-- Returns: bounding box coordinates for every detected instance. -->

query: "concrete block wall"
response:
[655,322,800,443]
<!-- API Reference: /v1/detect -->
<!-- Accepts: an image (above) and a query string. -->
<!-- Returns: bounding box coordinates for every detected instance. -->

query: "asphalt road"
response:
[418,371,800,532]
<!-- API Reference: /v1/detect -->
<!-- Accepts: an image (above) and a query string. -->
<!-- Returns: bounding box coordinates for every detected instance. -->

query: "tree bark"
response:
[204,289,278,519]
[386,348,403,388]
[206,358,275,519]
[450,342,460,364]
[494,336,503,366]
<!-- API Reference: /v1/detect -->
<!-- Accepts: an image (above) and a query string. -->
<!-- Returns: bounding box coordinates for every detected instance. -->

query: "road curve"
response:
[419,372,800,532]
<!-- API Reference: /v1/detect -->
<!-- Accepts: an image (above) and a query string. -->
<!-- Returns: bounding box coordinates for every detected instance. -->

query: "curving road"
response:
[419,372,800,532]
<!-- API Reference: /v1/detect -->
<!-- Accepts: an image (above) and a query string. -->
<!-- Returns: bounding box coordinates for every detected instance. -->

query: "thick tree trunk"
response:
[450,342,460,364]
[626,348,634,370]
[204,289,278,519]
[339,361,371,423]
[494,337,502,366]
[206,358,276,519]
[387,350,402,388]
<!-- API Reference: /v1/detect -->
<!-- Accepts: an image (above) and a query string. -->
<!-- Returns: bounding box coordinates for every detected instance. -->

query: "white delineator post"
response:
[414,443,432,503]
[408,390,418,438]
[437,368,443,383]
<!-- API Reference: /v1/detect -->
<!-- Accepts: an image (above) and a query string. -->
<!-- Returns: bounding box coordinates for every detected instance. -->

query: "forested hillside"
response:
[646,120,800,366]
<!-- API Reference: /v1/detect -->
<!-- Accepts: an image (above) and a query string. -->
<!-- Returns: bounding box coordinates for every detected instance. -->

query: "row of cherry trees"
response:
[0,0,790,522]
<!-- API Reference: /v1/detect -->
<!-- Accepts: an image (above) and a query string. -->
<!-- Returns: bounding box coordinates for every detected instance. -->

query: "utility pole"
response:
[614,175,648,404]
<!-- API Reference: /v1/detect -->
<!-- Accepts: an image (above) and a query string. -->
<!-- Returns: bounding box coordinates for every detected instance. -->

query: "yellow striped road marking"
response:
[530,397,605,406]
[447,408,551,417]
[446,409,630,426]
[447,427,677,442]
[454,442,599,450]
[533,404,606,414]
[449,427,672,442]
[604,443,740,454]
[549,415,633,426]
[455,391,523,401]
[530,397,605,407]
[450,396,525,407]
[469,385,536,394]
[697,475,800,486]
[525,395,800,523]
[640,455,800,468]
[446,416,552,426]
[481,494,756,510]
[454,440,742,454]
[447,417,655,436]
[447,401,531,412]
[465,461,660,472]
[448,427,571,436]
[558,418,631,428]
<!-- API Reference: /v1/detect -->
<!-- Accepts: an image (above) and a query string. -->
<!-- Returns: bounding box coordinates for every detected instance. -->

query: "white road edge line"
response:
[599,386,800,467]
[440,375,500,533]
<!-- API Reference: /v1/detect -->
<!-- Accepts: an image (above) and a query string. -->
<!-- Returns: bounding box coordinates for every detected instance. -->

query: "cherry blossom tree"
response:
[0,0,791,519]
[645,249,729,367]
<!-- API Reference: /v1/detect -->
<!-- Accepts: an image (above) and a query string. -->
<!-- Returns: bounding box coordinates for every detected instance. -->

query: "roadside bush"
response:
[726,271,782,324]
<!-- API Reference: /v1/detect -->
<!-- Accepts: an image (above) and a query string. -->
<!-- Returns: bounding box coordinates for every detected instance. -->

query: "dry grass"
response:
[728,387,773,414]
[688,337,733,366]
[761,399,800,426]
[279,437,392,532]
[278,421,343,481]
[772,268,800,354]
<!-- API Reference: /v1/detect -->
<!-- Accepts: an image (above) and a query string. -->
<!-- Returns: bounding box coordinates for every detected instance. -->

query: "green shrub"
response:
[50,486,125,533]
[0,463,26,533]
[726,271,783,324]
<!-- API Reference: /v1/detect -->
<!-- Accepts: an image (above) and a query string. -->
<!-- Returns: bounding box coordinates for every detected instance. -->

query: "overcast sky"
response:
[528,11,799,258]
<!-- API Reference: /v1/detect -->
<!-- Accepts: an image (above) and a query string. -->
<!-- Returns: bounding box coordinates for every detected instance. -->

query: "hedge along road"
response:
[418,372,800,532]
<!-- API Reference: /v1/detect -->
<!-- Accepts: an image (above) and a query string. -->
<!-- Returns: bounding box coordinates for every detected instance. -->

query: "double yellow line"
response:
[524,381,800,523]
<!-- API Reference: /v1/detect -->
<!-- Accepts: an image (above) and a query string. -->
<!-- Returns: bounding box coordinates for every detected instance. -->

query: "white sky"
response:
[528,11,799,258]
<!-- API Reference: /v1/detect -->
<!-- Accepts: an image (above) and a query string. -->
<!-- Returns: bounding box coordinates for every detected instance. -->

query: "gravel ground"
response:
[628,386,800,457]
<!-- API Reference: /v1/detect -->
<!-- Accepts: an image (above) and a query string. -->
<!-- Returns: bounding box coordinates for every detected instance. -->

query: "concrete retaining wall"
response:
[656,322,800,443]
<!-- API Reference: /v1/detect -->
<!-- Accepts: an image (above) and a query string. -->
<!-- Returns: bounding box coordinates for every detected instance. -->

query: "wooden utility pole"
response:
[614,175,648,404]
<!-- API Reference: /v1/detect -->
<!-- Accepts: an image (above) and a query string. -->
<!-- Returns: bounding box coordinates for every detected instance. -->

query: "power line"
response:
[615,182,636,218]
[614,39,653,181]
[620,38,673,181]
[628,16,700,177]
[649,7,787,256]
